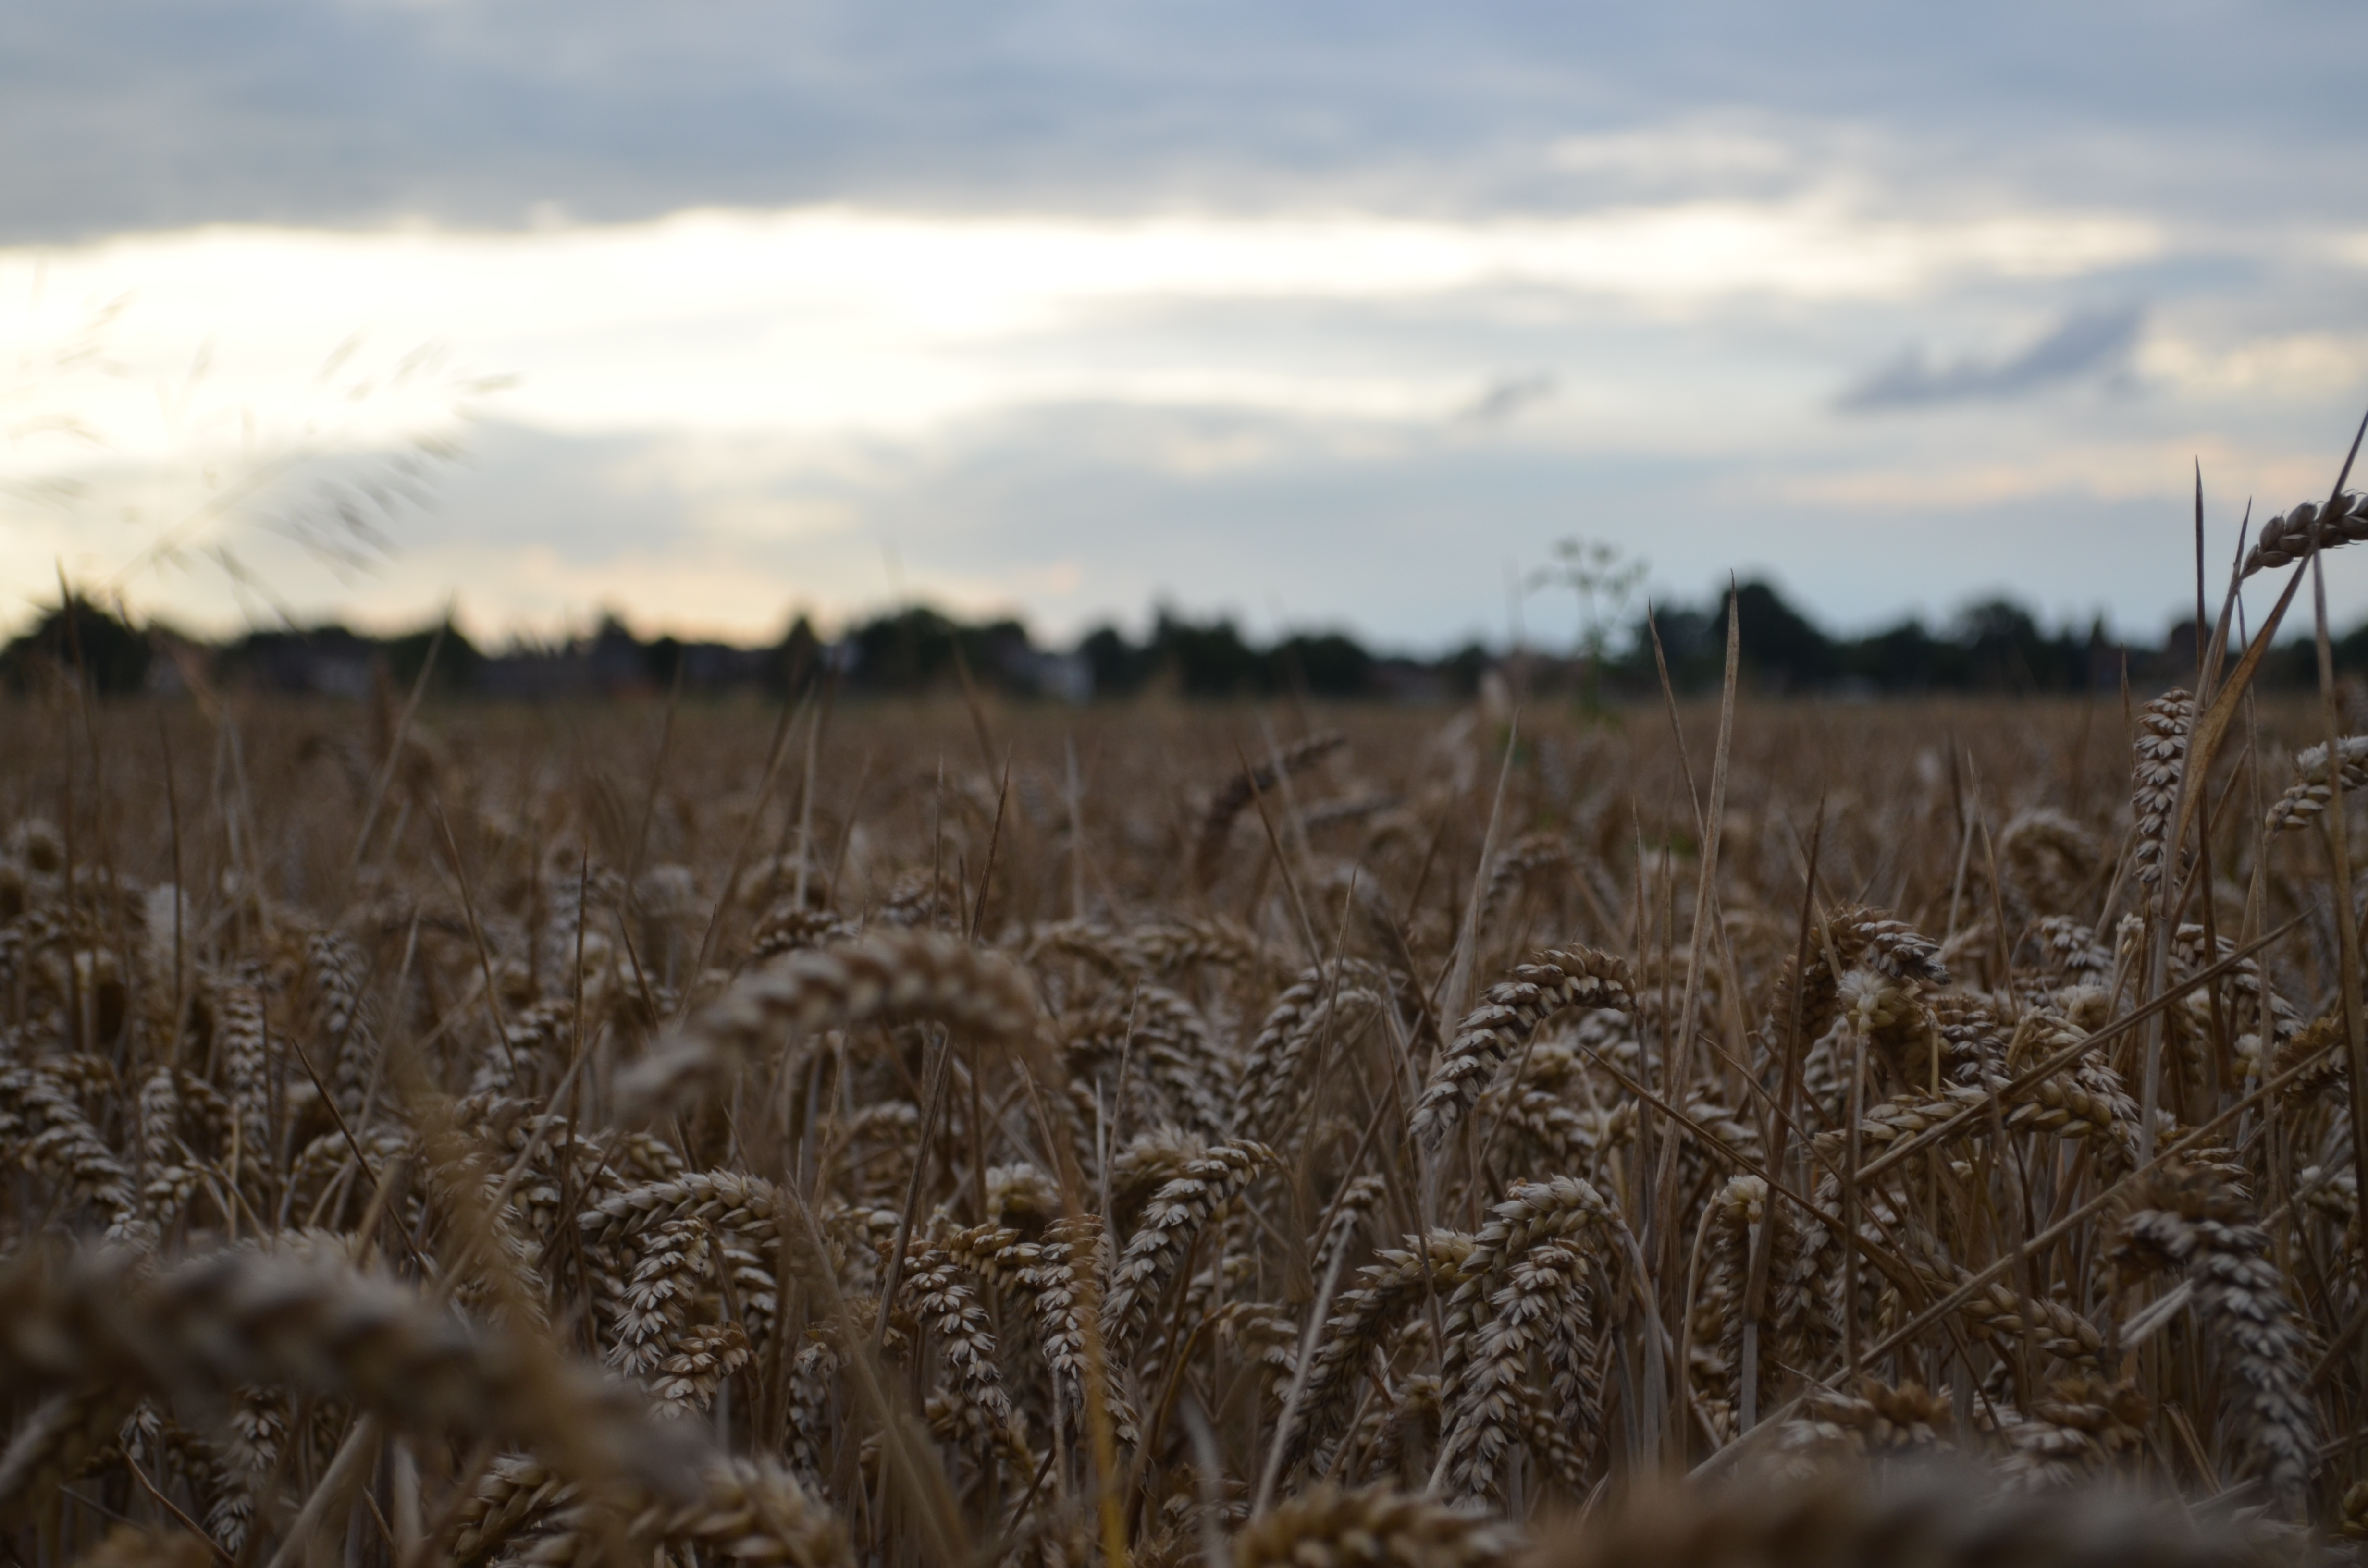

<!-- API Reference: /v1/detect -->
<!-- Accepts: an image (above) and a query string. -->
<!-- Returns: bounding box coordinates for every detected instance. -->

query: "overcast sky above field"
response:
[5,1,2368,651]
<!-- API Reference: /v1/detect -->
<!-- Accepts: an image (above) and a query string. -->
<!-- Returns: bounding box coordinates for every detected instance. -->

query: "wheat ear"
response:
[1105,1139,1277,1345]
[1193,732,1345,885]
[1412,949,1634,1149]
[2131,689,2194,887]
[1233,960,1387,1141]
[1285,1232,1477,1476]
[2239,490,2368,578]
[1433,1176,1624,1500]
[620,931,1044,1114]
[0,1246,701,1498]
[1231,1482,1516,1568]
[2113,1165,2316,1506]
[2265,735,2368,832]
[1529,1469,2270,1568]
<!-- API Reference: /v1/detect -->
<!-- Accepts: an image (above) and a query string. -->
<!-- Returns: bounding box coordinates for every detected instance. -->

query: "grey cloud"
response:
[351,408,2210,651]
[4,3,2368,241]
[1838,305,2144,412]
[1458,373,1558,426]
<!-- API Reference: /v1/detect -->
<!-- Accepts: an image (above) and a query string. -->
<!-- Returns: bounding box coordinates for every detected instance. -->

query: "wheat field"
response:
[5,614,2368,1565]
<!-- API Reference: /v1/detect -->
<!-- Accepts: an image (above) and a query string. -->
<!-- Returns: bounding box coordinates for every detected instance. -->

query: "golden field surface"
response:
[2,685,2366,1567]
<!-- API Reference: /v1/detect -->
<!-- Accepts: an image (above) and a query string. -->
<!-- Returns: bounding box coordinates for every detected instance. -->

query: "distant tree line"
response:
[1636,585,2129,697]
[6,581,2363,702]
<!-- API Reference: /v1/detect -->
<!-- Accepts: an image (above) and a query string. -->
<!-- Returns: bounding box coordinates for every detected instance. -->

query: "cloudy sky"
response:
[4,0,2367,651]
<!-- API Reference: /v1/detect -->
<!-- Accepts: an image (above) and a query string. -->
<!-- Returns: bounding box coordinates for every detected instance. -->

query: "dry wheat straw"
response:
[9,600,2368,1562]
